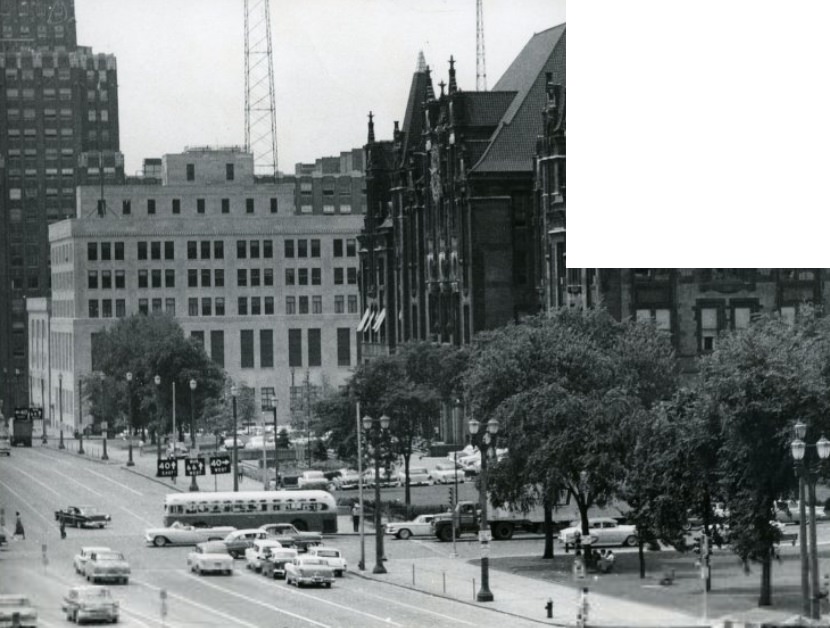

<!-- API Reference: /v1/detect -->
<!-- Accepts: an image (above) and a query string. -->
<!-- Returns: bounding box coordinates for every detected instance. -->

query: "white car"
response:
[74,546,112,575]
[62,586,119,624]
[306,546,347,576]
[385,514,438,540]
[284,556,335,588]
[145,521,237,547]
[82,550,131,585]
[430,463,464,484]
[244,539,283,572]
[397,467,432,486]
[187,541,234,575]
[558,517,638,549]
[0,595,37,628]
[448,445,476,462]
[329,468,361,491]
[298,470,329,490]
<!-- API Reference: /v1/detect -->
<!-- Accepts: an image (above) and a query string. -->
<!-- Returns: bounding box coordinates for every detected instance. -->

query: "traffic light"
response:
[448,486,455,506]
[692,536,702,554]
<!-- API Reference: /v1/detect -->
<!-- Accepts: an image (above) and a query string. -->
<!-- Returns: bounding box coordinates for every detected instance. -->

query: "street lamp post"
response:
[126,372,134,466]
[189,379,199,492]
[41,379,47,444]
[13,368,20,411]
[362,413,391,574]
[271,399,279,489]
[356,402,366,571]
[469,416,500,603]
[58,374,65,449]
[154,376,162,460]
[231,386,239,492]
[77,378,84,455]
[790,420,830,620]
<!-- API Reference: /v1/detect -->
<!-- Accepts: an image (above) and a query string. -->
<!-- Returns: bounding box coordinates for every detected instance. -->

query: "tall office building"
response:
[0,0,121,418]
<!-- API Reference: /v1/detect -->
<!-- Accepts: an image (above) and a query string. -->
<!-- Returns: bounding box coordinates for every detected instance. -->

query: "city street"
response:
[0,444,550,627]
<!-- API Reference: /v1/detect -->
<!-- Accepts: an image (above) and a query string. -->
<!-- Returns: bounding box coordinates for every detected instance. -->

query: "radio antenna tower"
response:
[476,0,487,91]
[244,0,278,177]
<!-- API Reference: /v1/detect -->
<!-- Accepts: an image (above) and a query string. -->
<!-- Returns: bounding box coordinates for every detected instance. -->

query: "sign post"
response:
[156,458,178,479]
[184,457,206,478]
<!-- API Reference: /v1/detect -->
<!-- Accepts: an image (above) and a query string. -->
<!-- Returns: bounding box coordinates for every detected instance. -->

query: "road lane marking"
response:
[120,505,156,527]
[7,465,64,499]
[134,578,278,628]
[26,448,72,465]
[413,538,459,557]
[0,476,57,527]
[237,569,402,626]
[40,465,105,497]
[357,589,478,625]
[85,467,145,496]
[118,607,157,627]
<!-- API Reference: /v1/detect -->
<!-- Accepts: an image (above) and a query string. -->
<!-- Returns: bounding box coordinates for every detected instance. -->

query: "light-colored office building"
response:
[29,147,365,434]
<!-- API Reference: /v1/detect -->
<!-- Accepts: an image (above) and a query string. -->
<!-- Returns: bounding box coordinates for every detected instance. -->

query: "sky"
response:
[74,0,566,177]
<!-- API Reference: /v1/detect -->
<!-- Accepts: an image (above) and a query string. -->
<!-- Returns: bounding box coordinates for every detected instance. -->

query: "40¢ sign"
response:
[156,458,178,478]
[209,455,231,475]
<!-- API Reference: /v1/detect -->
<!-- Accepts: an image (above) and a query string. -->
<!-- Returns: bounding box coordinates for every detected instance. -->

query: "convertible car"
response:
[145,521,237,547]
[56,506,111,528]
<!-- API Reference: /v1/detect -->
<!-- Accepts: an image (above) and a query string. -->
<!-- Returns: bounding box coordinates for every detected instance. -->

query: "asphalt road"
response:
[0,446,546,627]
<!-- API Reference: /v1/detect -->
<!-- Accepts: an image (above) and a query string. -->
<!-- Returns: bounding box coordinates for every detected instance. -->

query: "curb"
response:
[120,464,186,493]
[348,567,561,626]
[41,443,118,466]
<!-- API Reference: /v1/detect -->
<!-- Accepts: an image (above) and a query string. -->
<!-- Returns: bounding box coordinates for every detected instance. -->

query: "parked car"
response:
[448,445,476,462]
[74,546,112,575]
[306,546,347,576]
[145,521,237,547]
[223,433,249,449]
[430,463,464,484]
[363,467,399,488]
[166,442,189,459]
[83,550,131,585]
[385,514,438,540]
[259,523,322,552]
[224,529,270,558]
[773,499,826,524]
[0,594,37,628]
[187,541,234,576]
[328,468,361,491]
[558,517,638,550]
[261,547,299,579]
[244,539,284,572]
[284,556,335,588]
[397,467,432,486]
[56,505,111,528]
[297,470,329,490]
[62,586,119,624]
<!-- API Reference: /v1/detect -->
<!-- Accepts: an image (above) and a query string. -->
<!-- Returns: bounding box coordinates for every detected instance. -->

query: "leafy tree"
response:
[315,387,357,463]
[84,315,225,440]
[465,309,677,562]
[697,310,830,606]
[277,428,291,449]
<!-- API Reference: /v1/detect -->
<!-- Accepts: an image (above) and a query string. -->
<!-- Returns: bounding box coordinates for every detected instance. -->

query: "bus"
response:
[11,409,32,447]
[162,490,338,533]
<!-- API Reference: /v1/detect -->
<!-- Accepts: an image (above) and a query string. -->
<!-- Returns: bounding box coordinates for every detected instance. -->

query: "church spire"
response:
[416,50,427,72]
[448,55,457,94]
[367,111,375,143]
[425,65,435,102]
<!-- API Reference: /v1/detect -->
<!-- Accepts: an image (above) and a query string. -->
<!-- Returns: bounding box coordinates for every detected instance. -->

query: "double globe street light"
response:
[790,420,830,620]
[362,413,391,574]
[468,416,500,603]
[125,372,134,467]
[189,379,199,492]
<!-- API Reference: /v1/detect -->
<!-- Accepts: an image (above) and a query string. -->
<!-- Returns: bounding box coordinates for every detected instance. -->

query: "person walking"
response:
[351,502,361,533]
[13,512,25,540]
[59,518,66,540]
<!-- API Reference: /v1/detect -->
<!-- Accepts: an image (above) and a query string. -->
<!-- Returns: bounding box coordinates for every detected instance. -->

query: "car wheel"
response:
[73,610,79,623]
[438,526,453,542]
[623,535,638,547]
[85,574,90,582]
[325,582,332,588]
[398,529,412,540]
[153,536,168,547]
[336,570,343,577]
[196,565,202,576]
[111,616,119,623]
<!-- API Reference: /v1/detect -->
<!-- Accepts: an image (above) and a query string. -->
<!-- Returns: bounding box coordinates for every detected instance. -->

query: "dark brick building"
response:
[0,0,121,418]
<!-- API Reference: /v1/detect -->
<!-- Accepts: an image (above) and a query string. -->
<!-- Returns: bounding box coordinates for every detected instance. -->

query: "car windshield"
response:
[79,589,112,600]
[0,597,30,607]
[315,550,339,557]
[301,558,325,565]
[96,553,124,561]
[201,543,227,553]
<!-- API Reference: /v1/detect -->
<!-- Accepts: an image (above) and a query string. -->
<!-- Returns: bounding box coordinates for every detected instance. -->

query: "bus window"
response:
[259,501,267,512]
[233,501,245,513]
[197,503,209,513]
[223,501,232,513]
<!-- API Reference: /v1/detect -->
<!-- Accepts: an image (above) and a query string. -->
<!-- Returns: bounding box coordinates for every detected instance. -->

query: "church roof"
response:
[460,92,517,128]
[399,61,430,167]
[471,23,565,174]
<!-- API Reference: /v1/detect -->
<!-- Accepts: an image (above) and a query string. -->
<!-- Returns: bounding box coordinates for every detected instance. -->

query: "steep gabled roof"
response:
[471,24,565,174]
[460,92,517,128]
[398,63,430,166]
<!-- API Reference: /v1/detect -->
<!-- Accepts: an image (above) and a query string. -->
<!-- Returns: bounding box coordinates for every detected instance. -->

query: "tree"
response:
[697,309,830,606]
[84,315,225,440]
[465,309,678,561]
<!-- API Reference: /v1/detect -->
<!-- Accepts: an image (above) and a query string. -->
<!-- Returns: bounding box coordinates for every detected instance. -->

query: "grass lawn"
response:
[488,541,829,620]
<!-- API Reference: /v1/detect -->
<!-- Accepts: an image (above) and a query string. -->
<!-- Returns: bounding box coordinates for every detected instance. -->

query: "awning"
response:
[372,308,387,332]
[356,308,372,332]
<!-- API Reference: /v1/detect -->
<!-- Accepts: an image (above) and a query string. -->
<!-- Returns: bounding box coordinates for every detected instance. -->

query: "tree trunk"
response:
[543,500,554,559]
[759,552,772,606]
[638,539,646,578]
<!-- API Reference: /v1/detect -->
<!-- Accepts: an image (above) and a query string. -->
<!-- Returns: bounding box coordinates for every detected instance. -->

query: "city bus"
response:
[162,490,338,533]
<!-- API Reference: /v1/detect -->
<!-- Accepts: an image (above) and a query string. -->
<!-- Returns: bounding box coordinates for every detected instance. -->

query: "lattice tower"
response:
[244,0,278,177]
[476,0,487,90]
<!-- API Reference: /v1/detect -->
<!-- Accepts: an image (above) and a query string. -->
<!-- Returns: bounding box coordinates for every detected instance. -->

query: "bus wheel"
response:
[292,520,309,532]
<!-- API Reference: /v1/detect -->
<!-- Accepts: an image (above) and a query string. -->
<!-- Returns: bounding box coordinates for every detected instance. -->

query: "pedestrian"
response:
[59,518,66,540]
[13,511,25,540]
[352,502,361,532]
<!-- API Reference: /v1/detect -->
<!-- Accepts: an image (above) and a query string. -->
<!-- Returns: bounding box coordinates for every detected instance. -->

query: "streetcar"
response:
[162,490,337,533]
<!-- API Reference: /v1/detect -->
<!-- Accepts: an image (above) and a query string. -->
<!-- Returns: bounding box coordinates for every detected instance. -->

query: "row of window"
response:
[84,238,359,263]
[122,196,277,216]
[182,295,358,317]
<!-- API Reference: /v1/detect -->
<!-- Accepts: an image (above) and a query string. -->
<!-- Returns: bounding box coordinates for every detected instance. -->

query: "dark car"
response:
[259,523,322,552]
[55,506,111,528]
[222,529,269,558]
